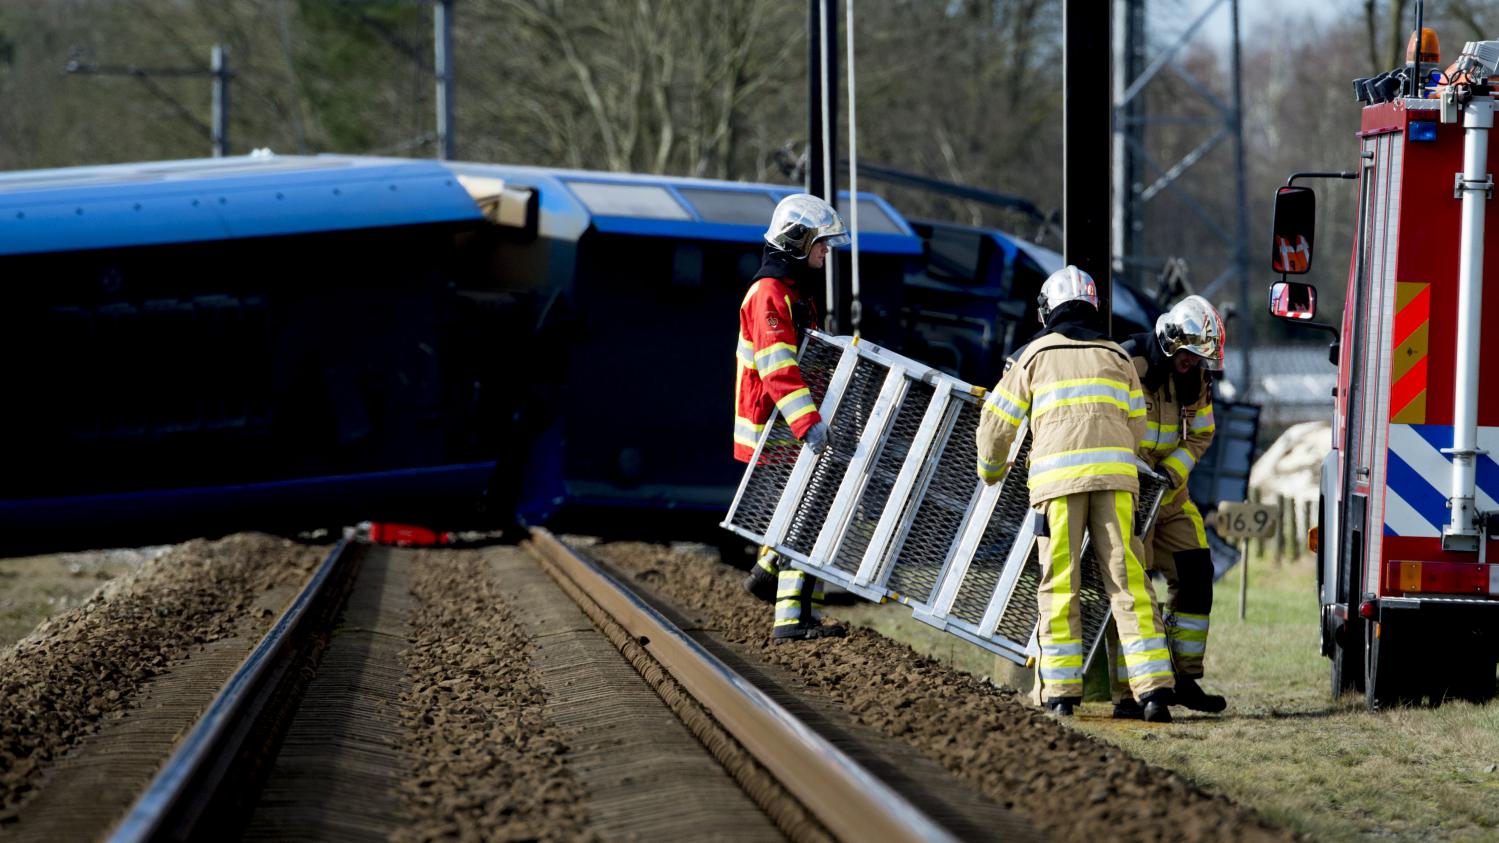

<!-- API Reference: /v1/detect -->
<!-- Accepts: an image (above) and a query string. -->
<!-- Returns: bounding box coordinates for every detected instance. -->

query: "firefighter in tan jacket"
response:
[976,266,1177,723]
[1107,295,1229,717]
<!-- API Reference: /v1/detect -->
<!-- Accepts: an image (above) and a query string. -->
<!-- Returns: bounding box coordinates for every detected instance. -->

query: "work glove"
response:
[802,420,830,456]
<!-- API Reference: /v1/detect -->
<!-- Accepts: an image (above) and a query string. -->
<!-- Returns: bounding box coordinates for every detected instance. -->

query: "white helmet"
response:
[1036,265,1099,324]
[764,193,850,258]
[1155,295,1226,371]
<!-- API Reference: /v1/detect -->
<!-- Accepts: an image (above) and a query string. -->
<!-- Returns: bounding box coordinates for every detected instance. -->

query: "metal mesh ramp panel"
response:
[881,398,982,606]
[783,357,888,557]
[949,434,1034,627]
[722,335,843,544]
[828,380,936,576]
[722,331,1168,668]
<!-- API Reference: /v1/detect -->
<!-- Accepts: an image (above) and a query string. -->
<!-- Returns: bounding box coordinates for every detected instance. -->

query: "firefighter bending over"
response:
[1107,296,1229,718]
[975,266,1177,722]
[735,193,850,641]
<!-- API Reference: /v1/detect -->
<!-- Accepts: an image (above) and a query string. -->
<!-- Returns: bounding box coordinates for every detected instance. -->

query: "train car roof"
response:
[0,154,485,257]
[0,153,923,258]
[447,161,923,255]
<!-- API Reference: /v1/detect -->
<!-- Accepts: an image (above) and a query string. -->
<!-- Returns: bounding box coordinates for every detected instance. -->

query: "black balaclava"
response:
[1034,299,1109,343]
[753,244,819,289]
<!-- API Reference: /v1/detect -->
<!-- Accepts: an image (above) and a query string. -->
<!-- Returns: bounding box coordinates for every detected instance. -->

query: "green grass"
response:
[838,559,1499,840]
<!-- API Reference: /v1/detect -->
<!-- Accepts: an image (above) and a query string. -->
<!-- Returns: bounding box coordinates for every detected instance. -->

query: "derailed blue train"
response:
[0,154,1212,552]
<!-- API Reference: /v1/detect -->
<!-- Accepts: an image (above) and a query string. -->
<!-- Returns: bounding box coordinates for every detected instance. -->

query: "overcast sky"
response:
[1170,0,1348,47]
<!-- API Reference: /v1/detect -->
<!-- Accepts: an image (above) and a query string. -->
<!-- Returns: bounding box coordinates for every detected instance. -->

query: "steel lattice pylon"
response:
[1112,0,1253,393]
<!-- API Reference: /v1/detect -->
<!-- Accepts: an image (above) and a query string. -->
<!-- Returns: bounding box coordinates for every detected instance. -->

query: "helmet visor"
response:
[1159,326,1224,370]
[817,232,851,249]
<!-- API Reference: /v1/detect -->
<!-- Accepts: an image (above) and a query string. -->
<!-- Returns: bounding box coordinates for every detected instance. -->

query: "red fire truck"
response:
[1270,36,1499,709]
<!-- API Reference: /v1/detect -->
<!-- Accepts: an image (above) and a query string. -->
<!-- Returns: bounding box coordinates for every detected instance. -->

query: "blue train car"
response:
[900,218,1161,386]
[0,154,921,550]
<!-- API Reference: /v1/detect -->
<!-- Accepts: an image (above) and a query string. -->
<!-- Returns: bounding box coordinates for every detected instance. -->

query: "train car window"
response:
[567,181,692,220]
[835,199,906,234]
[678,188,777,225]
[925,227,986,284]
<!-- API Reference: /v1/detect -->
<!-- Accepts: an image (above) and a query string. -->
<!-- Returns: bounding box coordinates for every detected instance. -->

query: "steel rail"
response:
[107,536,359,843]
[525,527,959,843]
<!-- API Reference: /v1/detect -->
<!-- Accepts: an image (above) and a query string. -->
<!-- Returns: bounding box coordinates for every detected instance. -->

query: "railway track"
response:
[10,529,1033,842]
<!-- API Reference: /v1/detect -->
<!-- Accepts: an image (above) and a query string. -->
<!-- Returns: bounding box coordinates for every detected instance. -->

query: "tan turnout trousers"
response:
[1037,490,1174,701]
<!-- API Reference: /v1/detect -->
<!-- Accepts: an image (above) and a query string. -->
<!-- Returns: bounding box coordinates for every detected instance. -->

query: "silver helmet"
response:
[1155,295,1226,371]
[764,193,850,258]
[1036,265,1099,324]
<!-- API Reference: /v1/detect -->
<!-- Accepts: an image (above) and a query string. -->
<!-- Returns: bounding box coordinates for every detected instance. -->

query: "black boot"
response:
[1044,697,1078,717]
[772,620,847,642]
[1112,698,1144,720]
[742,564,778,602]
[1140,689,1175,723]
[1175,676,1227,713]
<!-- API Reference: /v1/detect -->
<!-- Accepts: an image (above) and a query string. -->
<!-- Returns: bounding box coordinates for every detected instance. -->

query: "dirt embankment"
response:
[394,548,590,842]
[584,540,1295,843]
[0,534,321,820]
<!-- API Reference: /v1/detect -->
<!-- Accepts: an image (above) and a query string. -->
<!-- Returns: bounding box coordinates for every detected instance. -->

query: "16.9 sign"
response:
[1214,502,1280,540]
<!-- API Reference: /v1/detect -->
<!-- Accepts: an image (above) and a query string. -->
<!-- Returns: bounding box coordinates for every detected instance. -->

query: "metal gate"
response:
[723,331,1168,666]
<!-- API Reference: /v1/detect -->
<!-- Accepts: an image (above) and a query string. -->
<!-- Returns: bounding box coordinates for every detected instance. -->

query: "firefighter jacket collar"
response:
[753,246,818,290]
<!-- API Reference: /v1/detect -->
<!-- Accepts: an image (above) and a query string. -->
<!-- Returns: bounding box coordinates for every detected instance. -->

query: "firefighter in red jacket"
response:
[736,193,849,641]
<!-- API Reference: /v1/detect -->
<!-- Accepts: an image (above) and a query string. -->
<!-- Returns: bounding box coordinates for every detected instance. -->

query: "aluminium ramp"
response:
[722,331,1167,667]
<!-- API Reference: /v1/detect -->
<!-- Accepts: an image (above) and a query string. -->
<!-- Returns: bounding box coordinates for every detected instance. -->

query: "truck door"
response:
[1341,132,1403,606]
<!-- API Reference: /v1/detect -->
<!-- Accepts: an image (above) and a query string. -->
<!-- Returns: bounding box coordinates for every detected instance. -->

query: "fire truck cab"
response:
[1270,39,1499,709]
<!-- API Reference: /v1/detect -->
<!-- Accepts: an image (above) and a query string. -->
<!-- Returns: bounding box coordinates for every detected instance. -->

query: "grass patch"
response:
[839,560,1499,840]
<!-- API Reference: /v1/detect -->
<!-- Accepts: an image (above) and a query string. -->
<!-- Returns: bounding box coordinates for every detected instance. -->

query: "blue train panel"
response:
[0,156,485,256]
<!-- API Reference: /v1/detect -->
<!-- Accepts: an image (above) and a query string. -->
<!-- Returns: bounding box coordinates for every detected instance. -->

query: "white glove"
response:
[802,420,830,455]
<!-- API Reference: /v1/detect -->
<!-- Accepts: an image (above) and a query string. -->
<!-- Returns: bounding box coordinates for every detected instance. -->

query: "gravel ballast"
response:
[0,533,322,822]
[581,539,1295,843]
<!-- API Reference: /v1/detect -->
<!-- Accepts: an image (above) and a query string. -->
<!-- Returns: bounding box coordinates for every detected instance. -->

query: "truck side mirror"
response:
[1270,186,1316,274]
[1269,280,1318,320]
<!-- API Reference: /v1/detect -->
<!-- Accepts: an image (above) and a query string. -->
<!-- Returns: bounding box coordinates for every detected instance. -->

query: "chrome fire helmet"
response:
[1155,295,1226,371]
[764,193,850,259]
[1036,265,1100,324]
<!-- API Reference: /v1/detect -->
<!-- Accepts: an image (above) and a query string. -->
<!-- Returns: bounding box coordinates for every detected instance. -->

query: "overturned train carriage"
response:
[722,332,1168,666]
[0,154,922,551]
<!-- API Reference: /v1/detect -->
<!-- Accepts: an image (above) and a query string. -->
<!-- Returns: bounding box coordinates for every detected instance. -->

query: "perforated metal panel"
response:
[722,331,1167,667]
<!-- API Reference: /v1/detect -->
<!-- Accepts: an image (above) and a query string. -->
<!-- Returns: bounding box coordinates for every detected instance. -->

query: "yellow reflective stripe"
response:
[1183,498,1208,547]
[762,357,798,374]
[737,336,757,369]
[1046,498,1074,643]
[1033,377,1131,393]
[1191,403,1216,432]
[1146,421,1181,432]
[1028,462,1137,488]
[996,385,1029,406]
[982,401,1023,427]
[983,385,1029,427]
[777,388,818,422]
[1162,454,1192,481]
[1116,490,1158,637]
[754,341,798,363]
[1032,395,1132,417]
[977,455,1006,481]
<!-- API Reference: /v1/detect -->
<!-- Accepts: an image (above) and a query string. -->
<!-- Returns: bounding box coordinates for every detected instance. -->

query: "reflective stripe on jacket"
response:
[975,333,1146,504]
[734,277,821,462]
[1123,335,1216,490]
